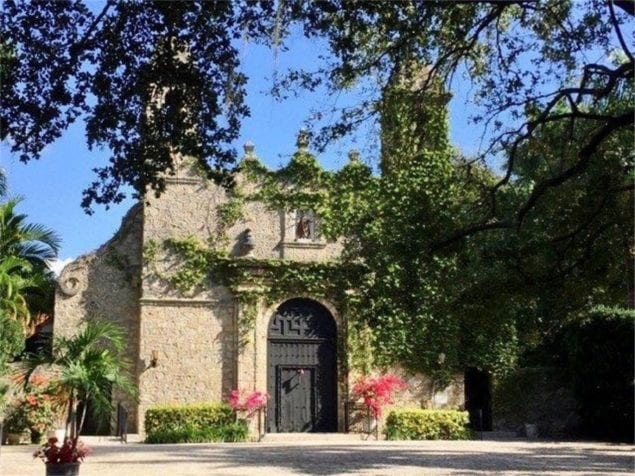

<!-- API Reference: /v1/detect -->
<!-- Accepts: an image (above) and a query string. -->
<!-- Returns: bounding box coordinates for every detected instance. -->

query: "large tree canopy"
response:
[1,1,632,222]
[2,0,631,381]
[283,0,633,242]
[1,0,275,211]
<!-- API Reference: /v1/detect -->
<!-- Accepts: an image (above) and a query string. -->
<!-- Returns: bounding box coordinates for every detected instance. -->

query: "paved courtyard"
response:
[1,437,633,475]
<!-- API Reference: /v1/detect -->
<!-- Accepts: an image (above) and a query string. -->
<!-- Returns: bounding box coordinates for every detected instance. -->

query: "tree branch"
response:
[609,0,634,62]
[517,111,633,224]
[430,219,512,252]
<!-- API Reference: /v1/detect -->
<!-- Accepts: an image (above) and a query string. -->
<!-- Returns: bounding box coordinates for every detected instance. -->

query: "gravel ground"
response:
[1,438,633,476]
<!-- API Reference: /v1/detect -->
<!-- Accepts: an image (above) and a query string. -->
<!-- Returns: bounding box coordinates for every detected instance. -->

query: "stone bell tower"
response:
[379,63,451,176]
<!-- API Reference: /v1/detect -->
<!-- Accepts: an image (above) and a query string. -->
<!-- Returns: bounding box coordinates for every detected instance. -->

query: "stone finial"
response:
[348,149,361,162]
[296,128,310,151]
[243,141,256,160]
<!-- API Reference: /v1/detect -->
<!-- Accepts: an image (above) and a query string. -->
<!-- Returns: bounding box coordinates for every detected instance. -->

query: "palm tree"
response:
[0,197,60,328]
[0,256,37,326]
[22,320,136,443]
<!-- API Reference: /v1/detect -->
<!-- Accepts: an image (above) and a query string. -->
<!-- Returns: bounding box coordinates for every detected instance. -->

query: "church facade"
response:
[54,136,464,436]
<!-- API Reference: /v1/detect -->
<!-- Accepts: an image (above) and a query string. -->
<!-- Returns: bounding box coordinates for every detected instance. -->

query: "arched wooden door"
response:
[267,298,337,433]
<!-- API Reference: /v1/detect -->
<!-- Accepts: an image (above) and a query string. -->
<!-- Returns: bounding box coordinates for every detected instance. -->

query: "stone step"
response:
[261,432,374,443]
[476,431,522,441]
[78,434,143,445]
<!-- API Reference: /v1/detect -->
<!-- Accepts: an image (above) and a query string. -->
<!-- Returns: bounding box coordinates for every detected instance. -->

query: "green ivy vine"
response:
[234,289,260,348]
[139,94,522,384]
[144,235,362,351]
[240,148,376,241]
[215,186,246,245]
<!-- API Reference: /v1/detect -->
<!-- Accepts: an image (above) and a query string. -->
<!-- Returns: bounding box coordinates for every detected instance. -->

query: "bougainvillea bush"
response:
[352,374,407,417]
[7,374,57,442]
[228,389,268,416]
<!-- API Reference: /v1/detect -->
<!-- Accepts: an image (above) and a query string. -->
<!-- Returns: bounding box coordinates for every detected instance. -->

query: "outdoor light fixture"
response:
[150,350,159,368]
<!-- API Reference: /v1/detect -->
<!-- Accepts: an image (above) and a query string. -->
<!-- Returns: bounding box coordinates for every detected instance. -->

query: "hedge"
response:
[145,422,248,444]
[385,409,471,440]
[145,403,247,443]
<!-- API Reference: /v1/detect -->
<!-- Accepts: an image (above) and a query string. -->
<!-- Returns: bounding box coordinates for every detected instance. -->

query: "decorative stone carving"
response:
[243,141,256,160]
[57,263,84,297]
[240,228,256,256]
[296,128,310,151]
[295,210,315,240]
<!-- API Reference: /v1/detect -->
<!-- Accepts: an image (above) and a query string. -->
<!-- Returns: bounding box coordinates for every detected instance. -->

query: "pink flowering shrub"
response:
[228,389,268,416]
[352,374,407,417]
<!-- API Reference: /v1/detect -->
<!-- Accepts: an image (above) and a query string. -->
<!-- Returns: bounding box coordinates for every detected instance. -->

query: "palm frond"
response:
[0,169,6,197]
[0,198,60,262]
[19,319,137,438]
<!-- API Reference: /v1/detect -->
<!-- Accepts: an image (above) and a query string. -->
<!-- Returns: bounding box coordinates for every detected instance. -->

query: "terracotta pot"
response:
[45,462,80,476]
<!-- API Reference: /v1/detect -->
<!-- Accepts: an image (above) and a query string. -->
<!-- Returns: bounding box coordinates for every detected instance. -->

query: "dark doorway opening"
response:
[78,392,112,436]
[464,368,492,431]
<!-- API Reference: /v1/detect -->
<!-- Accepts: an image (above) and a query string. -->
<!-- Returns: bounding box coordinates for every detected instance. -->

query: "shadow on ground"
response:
[91,442,635,475]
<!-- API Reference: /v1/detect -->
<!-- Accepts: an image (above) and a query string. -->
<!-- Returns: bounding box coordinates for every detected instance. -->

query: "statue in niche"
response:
[296,211,313,240]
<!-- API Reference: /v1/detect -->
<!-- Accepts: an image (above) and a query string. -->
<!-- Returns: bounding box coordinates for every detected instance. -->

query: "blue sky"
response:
[1,33,479,269]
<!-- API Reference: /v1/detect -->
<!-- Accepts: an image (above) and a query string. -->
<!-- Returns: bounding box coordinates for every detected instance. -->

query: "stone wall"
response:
[54,204,143,431]
[136,159,344,434]
[137,299,236,433]
[141,165,342,263]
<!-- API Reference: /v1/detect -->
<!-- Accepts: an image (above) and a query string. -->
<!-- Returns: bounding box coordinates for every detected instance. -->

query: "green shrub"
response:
[145,422,248,444]
[385,409,471,440]
[145,403,246,443]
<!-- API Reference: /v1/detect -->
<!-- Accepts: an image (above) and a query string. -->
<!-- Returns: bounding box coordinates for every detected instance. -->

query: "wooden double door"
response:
[267,298,337,433]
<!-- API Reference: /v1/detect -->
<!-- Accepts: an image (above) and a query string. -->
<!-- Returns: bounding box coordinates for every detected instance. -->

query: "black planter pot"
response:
[45,462,80,476]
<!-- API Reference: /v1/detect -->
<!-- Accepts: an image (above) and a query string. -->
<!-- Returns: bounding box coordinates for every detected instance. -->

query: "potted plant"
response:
[228,389,268,418]
[33,436,91,476]
[19,320,136,475]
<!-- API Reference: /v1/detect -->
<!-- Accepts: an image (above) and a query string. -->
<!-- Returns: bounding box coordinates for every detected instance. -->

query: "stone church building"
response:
[54,133,464,436]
